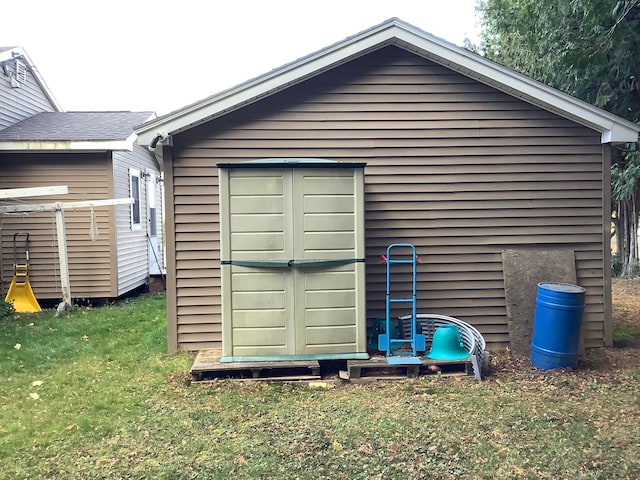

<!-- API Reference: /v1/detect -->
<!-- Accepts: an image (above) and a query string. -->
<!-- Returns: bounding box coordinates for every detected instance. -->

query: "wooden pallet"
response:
[190,349,321,383]
[339,355,472,382]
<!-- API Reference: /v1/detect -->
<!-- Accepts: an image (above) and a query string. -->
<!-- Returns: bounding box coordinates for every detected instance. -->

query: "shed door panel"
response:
[227,171,292,261]
[228,268,291,357]
[294,169,363,353]
[221,166,365,358]
[222,169,294,356]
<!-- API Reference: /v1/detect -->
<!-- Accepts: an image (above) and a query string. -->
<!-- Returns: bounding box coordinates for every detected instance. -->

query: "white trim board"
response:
[0,185,68,199]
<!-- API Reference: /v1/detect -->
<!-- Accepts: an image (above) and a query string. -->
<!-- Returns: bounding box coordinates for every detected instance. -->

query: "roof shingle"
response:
[0,111,153,142]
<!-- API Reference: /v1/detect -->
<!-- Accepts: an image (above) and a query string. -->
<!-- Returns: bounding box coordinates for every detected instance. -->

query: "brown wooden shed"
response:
[136,18,640,353]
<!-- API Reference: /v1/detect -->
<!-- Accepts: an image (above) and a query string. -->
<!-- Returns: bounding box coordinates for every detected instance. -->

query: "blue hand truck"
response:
[377,243,426,364]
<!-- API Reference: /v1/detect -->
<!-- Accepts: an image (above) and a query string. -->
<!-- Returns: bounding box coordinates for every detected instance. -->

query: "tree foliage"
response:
[478,0,640,275]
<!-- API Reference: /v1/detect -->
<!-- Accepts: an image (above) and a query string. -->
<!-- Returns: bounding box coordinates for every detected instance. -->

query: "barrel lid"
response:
[538,282,586,294]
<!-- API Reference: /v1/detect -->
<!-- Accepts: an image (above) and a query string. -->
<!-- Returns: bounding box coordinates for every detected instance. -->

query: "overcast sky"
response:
[6,0,481,116]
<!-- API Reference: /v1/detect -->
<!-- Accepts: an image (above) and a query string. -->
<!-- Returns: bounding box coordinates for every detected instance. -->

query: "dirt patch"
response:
[596,277,640,371]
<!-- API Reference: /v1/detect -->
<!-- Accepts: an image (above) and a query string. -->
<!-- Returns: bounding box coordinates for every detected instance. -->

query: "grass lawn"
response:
[2,289,640,479]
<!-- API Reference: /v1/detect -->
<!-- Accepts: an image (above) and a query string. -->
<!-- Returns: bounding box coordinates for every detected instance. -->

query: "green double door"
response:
[219,161,367,361]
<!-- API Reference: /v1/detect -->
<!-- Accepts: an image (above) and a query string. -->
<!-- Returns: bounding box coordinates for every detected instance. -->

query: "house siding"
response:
[0,152,115,299]
[167,46,607,351]
[113,144,163,296]
[0,58,57,129]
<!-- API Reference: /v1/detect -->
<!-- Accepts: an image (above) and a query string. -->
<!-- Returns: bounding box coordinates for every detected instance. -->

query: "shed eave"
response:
[135,33,394,146]
[387,28,640,144]
[134,18,640,146]
[601,124,639,144]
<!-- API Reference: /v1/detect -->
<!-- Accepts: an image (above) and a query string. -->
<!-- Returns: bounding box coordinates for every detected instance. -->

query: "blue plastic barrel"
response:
[530,282,586,370]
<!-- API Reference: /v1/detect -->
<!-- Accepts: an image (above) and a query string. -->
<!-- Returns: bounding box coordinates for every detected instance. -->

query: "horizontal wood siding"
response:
[0,153,114,299]
[113,145,162,295]
[0,59,57,129]
[169,46,607,351]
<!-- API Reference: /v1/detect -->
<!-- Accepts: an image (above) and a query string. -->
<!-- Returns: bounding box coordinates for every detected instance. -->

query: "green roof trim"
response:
[217,159,366,169]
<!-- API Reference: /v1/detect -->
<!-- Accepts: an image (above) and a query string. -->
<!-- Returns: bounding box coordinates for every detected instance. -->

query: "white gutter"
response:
[0,132,137,152]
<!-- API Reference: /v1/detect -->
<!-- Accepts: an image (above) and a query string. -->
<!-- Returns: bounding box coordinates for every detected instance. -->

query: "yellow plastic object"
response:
[5,271,41,313]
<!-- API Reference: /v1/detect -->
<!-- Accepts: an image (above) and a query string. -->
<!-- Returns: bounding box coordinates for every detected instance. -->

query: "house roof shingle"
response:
[0,111,153,142]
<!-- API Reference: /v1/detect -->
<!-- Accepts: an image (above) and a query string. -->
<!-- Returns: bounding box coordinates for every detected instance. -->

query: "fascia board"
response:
[0,138,134,151]
[23,50,63,112]
[390,27,639,143]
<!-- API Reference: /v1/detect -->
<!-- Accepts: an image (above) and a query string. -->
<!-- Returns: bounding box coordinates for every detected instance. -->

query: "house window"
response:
[130,168,141,230]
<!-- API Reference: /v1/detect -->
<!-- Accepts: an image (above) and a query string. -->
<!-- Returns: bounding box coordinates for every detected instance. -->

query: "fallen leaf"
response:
[29,393,39,400]
[66,424,77,430]
[31,380,44,387]
[14,343,21,350]
[237,454,247,464]
[309,381,334,389]
[332,440,344,451]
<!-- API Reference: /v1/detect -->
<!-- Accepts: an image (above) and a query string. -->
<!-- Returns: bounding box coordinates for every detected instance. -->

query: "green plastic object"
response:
[427,325,470,360]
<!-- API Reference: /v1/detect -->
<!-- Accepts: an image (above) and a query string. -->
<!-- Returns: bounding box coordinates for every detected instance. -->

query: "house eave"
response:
[135,18,640,147]
[0,138,135,152]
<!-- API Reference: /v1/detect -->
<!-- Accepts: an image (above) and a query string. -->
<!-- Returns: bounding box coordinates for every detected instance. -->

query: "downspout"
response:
[149,132,167,150]
[148,132,169,171]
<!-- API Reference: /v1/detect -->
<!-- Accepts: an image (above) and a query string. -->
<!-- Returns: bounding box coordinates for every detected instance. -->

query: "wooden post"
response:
[54,207,72,309]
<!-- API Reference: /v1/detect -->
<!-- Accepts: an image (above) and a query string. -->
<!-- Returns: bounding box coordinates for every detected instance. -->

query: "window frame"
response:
[129,168,142,231]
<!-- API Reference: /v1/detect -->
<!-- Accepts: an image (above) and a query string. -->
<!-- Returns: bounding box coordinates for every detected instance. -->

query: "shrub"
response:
[613,253,640,277]
[612,253,623,277]
[0,300,15,319]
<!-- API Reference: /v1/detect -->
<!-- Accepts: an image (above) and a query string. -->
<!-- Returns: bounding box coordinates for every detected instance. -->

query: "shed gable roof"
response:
[136,18,639,147]
[0,111,154,151]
